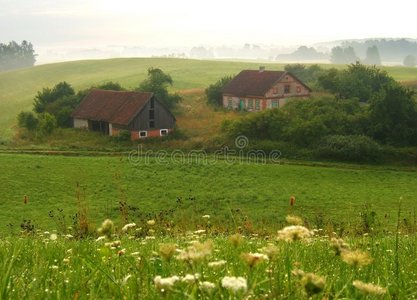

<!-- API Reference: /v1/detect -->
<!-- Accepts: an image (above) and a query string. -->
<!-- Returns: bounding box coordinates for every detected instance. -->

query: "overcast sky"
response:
[1,0,416,51]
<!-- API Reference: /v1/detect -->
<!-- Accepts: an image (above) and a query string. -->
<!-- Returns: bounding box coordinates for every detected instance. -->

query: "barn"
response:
[222,67,311,111]
[71,89,175,140]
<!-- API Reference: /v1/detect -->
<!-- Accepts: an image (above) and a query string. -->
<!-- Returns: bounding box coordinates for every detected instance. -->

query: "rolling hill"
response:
[1,57,417,140]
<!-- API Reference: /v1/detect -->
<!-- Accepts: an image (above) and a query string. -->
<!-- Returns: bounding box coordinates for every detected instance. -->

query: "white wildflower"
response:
[181,273,200,283]
[221,276,247,293]
[121,223,136,232]
[208,260,227,268]
[277,225,313,242]
[154,275,180,290]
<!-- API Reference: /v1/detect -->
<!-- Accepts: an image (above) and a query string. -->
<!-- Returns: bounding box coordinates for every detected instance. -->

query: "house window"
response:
[139,131,147,138]
[160,129,169,136]
[227,98,233,109]
[296,86,302,93]
[284,85,291,94]
[149,121,155,128]
[272,100,278,108]
[255,99,260,110]
[248,99,254,110]
[272,87,278,94]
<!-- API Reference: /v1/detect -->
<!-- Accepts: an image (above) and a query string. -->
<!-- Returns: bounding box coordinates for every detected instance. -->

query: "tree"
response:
[136,68,181,110]
[364,46,381,65]
[403,54,417,67]
[368,83,417,146]
[37,113,57,136]
[205,75,233,106]
[33,82,83,127]
[330,46,358,64]
[0,40,36,71]
[284,64,324,84]
[17,111,38,131]
[318,62,394,102]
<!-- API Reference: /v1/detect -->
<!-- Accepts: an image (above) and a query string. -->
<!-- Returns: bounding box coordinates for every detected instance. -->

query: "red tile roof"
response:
[71,89,152,126]
[222,70,286,97]
[222,70,311,97]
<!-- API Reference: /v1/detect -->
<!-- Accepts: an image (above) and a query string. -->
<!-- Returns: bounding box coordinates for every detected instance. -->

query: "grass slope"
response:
[1,153,416,234]
[1,57,417,139]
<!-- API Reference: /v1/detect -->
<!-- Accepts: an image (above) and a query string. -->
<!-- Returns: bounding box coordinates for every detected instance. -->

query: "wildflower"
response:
[277,225,313,242]
[63,258,70,264]
[154,275,180,291]
[118,249,126,256]
[98,219,114,238]
[202,215,210,219]
[262,244,280,260]
[200,281,216,291]
[49,233,58,241]
[181,273,200,284]
[352,280,387,296]
[65,234,74,239]
[330,237,350,256]
[341,250,372,267]
[241,252,268,268]
[130,252,140,256]
[221,276,247,293]
[194,229,206,235]
[50,265,59,270]
[229,233,244,247]
[105,240,121,249]
[122,274,132,286]
[96,236,106,242]
[147,219,156,226]
[290,195,296,206]
[159,243,177,262]
[176,240,213,263]
[121,223,136,232]
[302,272,325,296]
[286,215,303,225]
[208,260,227,268]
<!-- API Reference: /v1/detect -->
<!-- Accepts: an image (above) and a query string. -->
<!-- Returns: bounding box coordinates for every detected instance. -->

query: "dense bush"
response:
[17,111,38,131]
[205,75,233,106]
[315,135,382,163]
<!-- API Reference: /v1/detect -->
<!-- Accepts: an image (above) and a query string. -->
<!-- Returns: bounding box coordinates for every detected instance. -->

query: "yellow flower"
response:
[229,233,244,247]
[241,252,268,268]
[341,250,373,267]
[277,225,313,242]
[159,243,177,262]
[147,220,156,226]
[352,280,387,296]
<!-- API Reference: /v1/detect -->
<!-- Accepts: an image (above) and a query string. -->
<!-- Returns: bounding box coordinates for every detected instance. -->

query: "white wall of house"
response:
[73,118,88,129]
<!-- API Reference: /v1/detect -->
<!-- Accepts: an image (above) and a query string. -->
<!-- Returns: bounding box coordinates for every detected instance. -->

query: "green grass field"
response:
[2,57,417,140]
[1,153,416,235]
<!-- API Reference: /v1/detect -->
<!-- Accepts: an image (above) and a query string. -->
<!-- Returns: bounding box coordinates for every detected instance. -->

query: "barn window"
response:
[272,100,278,108]
[284,85,291,94]
[139,131,147,138]
[150,98,155,109]
[149,121,155,128]
[149,109,155,119]
[160,129,169,136]
[255,99,260,110]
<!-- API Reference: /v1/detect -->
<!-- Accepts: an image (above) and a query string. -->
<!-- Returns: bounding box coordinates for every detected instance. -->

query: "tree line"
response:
[0,40,36,71]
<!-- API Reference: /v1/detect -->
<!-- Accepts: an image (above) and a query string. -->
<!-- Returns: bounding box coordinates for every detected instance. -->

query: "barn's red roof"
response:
[222,70,311,97]
[71,89,153,125]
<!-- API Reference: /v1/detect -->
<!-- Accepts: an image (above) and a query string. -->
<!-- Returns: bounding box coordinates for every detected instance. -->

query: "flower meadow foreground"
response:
[0,216,416,299]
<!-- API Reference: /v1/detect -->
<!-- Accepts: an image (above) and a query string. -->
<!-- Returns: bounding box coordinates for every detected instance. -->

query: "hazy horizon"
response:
[1,0,416,63]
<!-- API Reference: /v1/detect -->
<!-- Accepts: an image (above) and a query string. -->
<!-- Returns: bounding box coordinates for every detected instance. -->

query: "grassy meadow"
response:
[1,153,416,235]
[2,58,417,298]
[2,57,417,140]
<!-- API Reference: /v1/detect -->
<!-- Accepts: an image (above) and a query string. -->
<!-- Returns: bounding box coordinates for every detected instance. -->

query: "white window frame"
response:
[139,131,147,138]
[160,129,169,136]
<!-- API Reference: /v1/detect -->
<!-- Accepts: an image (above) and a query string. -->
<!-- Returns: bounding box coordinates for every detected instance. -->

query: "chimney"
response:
[259,66,265,73]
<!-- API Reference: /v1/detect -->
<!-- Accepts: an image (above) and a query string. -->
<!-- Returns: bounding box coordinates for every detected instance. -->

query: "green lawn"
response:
[2,57,417,139]
[1,153,416,234]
